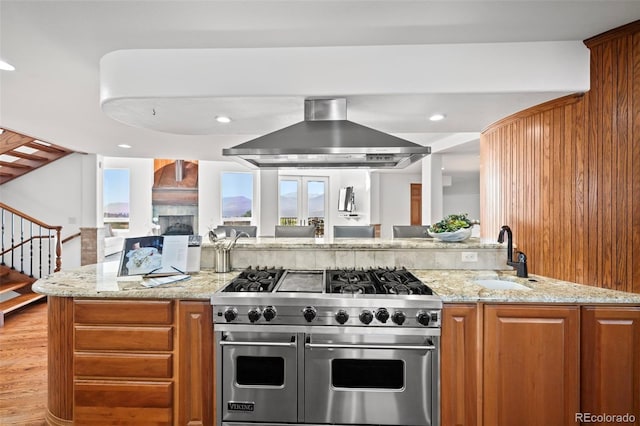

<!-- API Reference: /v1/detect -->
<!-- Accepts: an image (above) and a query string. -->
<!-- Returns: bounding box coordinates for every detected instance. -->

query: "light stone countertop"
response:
[33,261,640,304]
[32,261,235,299]
[206,236,504,250]
[413,270,640,304]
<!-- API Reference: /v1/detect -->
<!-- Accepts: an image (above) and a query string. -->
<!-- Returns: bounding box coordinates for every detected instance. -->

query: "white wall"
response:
[443,175,480,221]
[103,157,154,238]
[257,170,278,237]
[0,153,91,271]
[421,154,443,225]
[377,172,422,239]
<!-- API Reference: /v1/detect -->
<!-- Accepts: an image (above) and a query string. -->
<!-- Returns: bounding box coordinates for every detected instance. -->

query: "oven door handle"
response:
[305,342,436,351]
[220,335,297,348]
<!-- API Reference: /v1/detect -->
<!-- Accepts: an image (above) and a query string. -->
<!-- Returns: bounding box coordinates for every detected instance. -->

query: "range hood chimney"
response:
[222,99,430,169]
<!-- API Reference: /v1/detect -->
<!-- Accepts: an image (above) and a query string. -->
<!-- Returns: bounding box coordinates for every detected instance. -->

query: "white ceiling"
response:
[1,1,639,177]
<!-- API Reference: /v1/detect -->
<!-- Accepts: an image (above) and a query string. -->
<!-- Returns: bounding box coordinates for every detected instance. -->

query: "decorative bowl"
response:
[428,227,472,242]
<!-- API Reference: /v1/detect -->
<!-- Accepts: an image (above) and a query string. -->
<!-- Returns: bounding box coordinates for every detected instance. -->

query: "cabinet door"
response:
[484,305,579,426]
[581,306,640,424]
[74,380,173,425]
[176,300,214,426]
[73,299,175,425]
[441,304,481,426]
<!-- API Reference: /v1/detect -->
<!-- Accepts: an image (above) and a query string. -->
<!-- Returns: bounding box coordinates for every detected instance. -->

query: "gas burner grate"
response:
[326,269,376,294]
[335,282,374,295]
[222,266,284,292]
[228,278,275,292]
[370,267,434,295]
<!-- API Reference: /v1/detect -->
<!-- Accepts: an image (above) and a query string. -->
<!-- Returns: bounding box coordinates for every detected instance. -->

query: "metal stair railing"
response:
[0,202,62,278]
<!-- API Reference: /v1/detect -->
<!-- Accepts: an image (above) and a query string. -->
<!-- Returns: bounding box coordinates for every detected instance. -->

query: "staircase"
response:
[0,265,44,326]
[0,127,74,185]
[1,203,62,326]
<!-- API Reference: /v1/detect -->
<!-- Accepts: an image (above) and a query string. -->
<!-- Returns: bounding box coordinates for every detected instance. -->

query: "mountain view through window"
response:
[221,172,253,219]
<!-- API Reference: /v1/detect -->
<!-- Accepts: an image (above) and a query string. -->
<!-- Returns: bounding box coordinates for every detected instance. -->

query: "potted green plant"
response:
[428,213,474,242]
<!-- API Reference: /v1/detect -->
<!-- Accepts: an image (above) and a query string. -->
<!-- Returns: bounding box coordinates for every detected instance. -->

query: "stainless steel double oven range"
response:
[212,267,442,426]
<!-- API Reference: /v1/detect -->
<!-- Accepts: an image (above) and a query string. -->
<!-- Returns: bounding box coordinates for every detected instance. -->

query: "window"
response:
[103,168,130,230]
[279,179,299,225]
[279,176,327,236]
[221,172,253,223]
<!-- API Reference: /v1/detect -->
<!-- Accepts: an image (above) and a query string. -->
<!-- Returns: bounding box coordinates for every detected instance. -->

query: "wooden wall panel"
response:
[481,21,640,293]
[633,32,640,294]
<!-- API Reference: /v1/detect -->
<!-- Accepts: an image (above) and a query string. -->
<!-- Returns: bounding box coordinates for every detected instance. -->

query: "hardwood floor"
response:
[0,301,48,425]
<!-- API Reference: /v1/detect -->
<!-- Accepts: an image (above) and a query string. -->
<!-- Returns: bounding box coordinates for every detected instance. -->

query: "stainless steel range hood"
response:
[222,99,431,169]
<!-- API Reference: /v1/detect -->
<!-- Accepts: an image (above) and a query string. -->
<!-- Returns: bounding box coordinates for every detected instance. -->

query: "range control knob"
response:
[248,308,262,323]
[263,306,277,322]
[391,311,406,325]
[417,311,431,326]
[335,309,350,324]
[359,310,374,325]
[302,306,317,323]
[223,308,238,323]
[375,308,390,323]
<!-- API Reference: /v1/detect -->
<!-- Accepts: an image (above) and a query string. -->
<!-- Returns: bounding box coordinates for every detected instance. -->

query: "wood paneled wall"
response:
[481,20,640,294]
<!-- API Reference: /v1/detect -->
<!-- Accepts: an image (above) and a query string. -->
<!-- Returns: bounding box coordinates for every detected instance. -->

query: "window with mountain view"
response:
[279,179,299,225]
[103,168,130,229]
[221,172,253,222]
[279,176,327,236]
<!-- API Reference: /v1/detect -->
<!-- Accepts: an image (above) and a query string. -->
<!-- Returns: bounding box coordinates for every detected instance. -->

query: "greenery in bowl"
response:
[428,213,473,234]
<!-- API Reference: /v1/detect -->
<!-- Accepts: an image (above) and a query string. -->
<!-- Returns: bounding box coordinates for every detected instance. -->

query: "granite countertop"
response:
[205,236,504,250]
[415,269,640,304]
[33,261,640,304]
[32,261,234,299]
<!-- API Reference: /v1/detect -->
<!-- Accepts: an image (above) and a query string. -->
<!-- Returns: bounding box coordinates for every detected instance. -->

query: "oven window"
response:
[332,359,404,389]
[236,356,285,386]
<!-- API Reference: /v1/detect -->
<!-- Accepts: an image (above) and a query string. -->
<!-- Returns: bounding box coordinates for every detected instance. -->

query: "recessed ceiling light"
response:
[118,144,132,149]
[0,60,15,71]
[429,113,446,121]
[216,115,232,123]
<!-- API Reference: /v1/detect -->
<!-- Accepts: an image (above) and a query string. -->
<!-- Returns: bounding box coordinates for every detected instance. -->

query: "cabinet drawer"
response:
[75,352,173,378]
[75,326,173,351]
[75,299,173,325]
[75,380,172,425]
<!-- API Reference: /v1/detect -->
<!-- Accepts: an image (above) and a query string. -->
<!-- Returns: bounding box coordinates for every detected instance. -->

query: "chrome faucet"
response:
[497,225,528,278]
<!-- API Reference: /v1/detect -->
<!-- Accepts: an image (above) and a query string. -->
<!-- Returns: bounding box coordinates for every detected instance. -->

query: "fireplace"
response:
[159,215,194,235]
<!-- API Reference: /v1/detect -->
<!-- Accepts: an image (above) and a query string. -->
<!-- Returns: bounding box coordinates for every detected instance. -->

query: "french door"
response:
[279,176,328,236]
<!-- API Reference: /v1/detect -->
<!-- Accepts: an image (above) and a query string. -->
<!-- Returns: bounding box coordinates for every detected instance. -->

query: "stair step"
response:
[0,160,31,169]
[0,280,31,294]
[24,141,69,154]
[0,128,34,154]
[0,293,46,316]
[8,150,48,162]
[0,128,76,185]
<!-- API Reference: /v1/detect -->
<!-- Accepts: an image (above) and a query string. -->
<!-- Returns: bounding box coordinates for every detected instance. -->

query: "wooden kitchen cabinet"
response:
[483,304,580,426]
[581,306,640,424]
[441,304,482,426]
[73,299,175,425]
[176,300,214,426]
[71,299,214,426]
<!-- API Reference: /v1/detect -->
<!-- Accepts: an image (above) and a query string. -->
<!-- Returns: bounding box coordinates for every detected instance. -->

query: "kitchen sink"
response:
[474,279,531,291]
